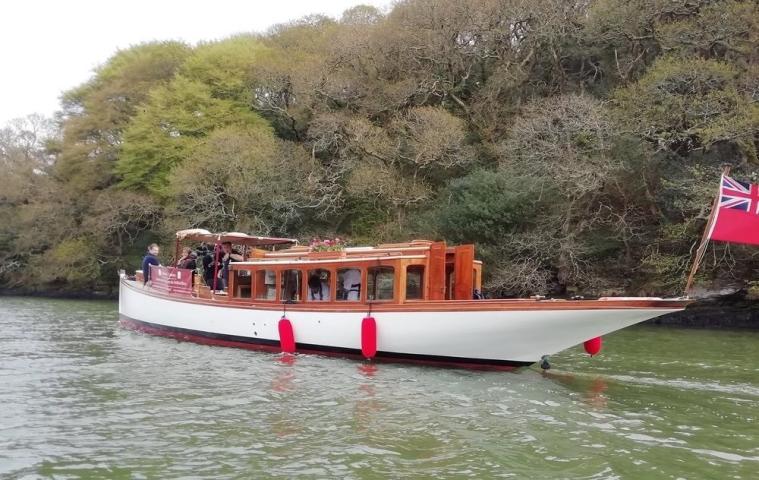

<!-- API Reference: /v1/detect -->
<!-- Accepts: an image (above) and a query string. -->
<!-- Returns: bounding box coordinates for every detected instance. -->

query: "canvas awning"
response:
[175,229,297,247]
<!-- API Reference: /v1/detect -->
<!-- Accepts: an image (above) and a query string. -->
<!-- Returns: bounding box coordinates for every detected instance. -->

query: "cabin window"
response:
[367,266,394,301]
[233,269,252,298]
[406,265,424,300]
[307,269,331,301]
[337,268,361,301]
[254,269,276,300]
[281,270,302,302]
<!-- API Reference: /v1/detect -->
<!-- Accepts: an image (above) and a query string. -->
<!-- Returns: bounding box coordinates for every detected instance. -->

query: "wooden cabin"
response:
[221,240,483,304]
[141,230,484,304]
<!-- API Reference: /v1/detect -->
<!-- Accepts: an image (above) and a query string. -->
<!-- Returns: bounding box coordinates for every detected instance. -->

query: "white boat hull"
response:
[119,279,684,369]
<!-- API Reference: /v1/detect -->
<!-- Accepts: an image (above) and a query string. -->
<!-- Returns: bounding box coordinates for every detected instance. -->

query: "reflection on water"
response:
[1,296,759,478]
[541,370,609,409]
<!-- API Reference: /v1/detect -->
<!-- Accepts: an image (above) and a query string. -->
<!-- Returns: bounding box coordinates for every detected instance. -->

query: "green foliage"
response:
[614,57,759,160]
[56,41,191,192]
[435,170,546,245]
[17,237,103,291]
[3,0,758,296]
[166,126,321,234]
[655,1,759,66]
[181,35,270,101]
[116,76,270,194]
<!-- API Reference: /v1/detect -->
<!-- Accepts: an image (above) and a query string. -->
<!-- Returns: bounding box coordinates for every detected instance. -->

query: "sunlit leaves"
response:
[116,76,270,194]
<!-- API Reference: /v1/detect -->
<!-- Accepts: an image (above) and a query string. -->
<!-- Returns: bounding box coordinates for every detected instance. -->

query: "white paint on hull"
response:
[119,280,682,363]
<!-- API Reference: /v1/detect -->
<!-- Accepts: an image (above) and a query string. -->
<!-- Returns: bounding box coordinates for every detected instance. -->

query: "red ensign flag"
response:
[708,175,759,246]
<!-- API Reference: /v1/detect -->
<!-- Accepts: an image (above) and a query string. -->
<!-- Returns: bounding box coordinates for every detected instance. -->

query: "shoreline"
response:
[0,288,116,301]
[3,289,758,330]
[648,291,759,329]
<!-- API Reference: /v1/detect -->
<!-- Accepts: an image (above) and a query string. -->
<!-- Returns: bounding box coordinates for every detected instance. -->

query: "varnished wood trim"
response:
[122,279,691,313]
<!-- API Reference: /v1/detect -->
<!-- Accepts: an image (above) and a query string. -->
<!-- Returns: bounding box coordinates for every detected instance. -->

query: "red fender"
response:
[361,316,377,359]
[278,317,296,354]
[583,336,602,356]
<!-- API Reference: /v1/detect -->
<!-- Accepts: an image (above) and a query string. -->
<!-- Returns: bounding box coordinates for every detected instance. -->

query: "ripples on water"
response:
[1,297,758,479]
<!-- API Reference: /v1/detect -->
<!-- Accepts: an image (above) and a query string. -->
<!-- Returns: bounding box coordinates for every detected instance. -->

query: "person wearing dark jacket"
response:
[141,243,161,284]
[219,242,244,290]
[202,250,219,288]
[177,247,197,271]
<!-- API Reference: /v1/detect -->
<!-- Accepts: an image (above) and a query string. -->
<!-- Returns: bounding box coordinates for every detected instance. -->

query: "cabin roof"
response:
[174,229,482,264]
[175,229,296,247]
[264,245,432,258]
[233,254,428,267]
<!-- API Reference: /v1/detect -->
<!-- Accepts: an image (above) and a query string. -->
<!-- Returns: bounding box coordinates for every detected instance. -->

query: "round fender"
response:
[583,336,602,356]
[361,316,377,359]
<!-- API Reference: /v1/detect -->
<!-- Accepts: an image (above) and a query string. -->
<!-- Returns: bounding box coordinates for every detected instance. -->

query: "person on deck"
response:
[202,250,217,288]
[219,241,244,290]
[141,244,160,285]
[177,247,197,271]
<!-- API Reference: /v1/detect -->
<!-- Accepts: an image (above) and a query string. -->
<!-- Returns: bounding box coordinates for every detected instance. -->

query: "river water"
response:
[1,297,758,479]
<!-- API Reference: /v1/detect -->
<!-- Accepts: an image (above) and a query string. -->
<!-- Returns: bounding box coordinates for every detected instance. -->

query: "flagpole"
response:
[684,165,731,295]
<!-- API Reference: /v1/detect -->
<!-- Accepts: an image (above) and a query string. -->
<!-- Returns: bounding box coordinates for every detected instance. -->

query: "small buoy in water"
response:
[583,336,602,356]
[278,317,296,354]
[361,316,377,359]
[540,355,551,370]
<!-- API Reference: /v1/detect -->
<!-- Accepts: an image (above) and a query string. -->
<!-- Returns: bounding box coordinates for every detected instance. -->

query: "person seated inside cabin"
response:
[321,275,331,300]
[219,241,244,290]
[473,288,484,300]
[308,272,323,301]
[340,268,361,301]
[141,243,161,284]
[307,270,331,301]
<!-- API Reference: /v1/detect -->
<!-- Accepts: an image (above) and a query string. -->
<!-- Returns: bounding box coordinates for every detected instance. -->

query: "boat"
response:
[118,229,691,370]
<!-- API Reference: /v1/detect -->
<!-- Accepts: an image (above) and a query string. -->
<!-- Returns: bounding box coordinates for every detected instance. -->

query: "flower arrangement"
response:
[309,237,346,252]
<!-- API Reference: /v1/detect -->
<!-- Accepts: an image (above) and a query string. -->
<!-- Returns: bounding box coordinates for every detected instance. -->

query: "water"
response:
[1,297,758,479]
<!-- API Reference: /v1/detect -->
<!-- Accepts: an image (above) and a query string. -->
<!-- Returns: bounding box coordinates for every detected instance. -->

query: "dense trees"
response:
[2,0,757,296]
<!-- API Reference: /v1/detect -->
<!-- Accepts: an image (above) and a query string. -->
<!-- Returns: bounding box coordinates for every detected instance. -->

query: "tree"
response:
[4,0,757,297]
[166,126,327,235]
[55,41,191,192]
[0,114,56,205]
[81,190,162,256]
[655,0,759,67]
[340,5,383,26]
[582,0,663,86]
[181,35,270,102]
[496,94,640,292]
[614,57,759,160]
[116,76,271,195]
[251,15,340,140]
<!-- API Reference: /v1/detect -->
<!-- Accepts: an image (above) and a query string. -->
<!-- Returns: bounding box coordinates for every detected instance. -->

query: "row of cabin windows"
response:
[233,265,425,302]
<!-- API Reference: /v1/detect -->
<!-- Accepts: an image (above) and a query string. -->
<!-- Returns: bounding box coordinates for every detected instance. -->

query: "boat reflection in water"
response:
[542,370,610,409]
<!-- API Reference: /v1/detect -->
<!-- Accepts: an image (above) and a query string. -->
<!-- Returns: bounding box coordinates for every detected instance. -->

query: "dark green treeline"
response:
[1,0,757,297]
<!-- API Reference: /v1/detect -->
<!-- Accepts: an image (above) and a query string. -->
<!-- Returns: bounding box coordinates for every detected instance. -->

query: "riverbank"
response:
[3,288,759,329]
[649,290,759,329]
[0,287,116,301]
